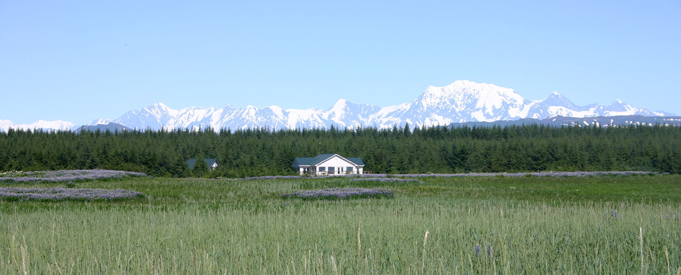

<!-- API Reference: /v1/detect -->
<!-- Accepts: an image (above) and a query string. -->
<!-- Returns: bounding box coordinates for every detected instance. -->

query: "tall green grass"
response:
[0,175,679,274]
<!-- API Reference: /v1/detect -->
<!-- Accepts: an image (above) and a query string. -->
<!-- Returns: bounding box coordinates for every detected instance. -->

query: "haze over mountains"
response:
[1,81,675,132]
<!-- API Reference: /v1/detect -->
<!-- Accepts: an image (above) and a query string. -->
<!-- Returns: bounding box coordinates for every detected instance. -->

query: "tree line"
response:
[0,124,679,177]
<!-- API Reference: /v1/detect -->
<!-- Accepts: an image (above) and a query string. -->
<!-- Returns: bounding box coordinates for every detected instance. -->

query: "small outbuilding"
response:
[292,154,364,176]
[187,158,220,170]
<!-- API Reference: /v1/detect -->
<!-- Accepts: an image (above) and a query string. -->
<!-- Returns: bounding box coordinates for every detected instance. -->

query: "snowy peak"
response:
[0,120,13,132]
[605,99,630,112]
[330,99,349,110]
[417,80,525,111]
[324,99,352,120]
[542,92,579,109]
[325,99,378,116]
[401,80,531,124]
[595,99,666,117]
[89,118,113,125]
[322,99,380,128]
[143,102,179,118]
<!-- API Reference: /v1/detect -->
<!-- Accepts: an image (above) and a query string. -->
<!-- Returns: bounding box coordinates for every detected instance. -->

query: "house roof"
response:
[187,158,219,169]
[293,154,364,167]
[346,157,365,166]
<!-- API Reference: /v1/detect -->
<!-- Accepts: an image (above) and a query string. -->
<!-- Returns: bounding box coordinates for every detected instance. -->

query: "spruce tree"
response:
[192,157,209,178]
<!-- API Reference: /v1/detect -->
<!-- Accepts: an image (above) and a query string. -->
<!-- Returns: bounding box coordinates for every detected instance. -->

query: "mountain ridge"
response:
[82,79,676,130]
[1,80,675,132]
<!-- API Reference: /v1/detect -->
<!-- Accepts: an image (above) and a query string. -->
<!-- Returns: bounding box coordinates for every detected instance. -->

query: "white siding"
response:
[317,156,358,175]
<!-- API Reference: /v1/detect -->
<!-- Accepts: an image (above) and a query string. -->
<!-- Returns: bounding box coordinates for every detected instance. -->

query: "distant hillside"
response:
[449,115,681,128]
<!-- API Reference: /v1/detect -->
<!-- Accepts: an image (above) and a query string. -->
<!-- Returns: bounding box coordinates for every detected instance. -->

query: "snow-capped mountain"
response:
[92,100,382,131]
[369,81,534,127]
[87,80,670,131]
[2,80,674,132]
[0,120,74,132]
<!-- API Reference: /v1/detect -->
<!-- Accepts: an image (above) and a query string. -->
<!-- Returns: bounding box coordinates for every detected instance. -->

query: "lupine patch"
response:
[350,178,421,183]
[0,170,146,183]
[241,175,307,180]
[241,174,389,180]
[0,187,145,201]
[281,188,393,200]
[391,171,655,178]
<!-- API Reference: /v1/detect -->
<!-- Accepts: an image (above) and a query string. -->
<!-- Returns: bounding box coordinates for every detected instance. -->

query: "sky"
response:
[1,0,680,126]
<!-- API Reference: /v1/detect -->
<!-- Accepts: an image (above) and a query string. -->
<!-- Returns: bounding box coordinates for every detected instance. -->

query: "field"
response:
[0,172,680,274]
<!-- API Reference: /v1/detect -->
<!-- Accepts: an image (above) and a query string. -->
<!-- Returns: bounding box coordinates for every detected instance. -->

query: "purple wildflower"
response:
[0,170,146,183]
[0,187,144,201]
[214,171,656,180]
[373,171,655,178]
[475,244,480,257]
[240,175,307,180]
[350,178,421,183]
[281,188,393,200]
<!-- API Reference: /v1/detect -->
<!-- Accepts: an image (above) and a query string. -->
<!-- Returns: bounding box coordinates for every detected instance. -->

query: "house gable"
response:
[316,154,360,167]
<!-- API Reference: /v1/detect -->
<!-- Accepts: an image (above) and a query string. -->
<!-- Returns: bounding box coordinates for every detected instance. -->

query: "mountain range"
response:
[1,80,675,132]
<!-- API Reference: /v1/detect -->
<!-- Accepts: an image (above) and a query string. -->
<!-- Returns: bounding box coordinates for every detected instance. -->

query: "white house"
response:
[292,154,365,176]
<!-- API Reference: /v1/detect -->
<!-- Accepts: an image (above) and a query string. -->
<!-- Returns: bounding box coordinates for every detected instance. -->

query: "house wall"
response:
[317,156,361,175]
[297,167,310,175]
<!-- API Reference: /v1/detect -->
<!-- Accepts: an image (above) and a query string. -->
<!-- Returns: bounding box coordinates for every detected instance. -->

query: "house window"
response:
[347,167,353,173]
[319,167,325,172]
[328,167,335,175]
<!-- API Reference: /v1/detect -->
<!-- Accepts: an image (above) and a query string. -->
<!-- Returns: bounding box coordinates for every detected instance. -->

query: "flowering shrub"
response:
[0,187,145,201]
[281,188,393,200]
[0,170,147,183]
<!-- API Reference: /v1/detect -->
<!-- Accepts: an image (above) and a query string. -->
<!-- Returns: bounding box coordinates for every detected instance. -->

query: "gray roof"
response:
[293,154,364,167]
[187,158,219,169]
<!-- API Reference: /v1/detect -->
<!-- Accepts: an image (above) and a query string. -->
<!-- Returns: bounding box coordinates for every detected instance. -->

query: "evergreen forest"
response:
[1,125,679,177]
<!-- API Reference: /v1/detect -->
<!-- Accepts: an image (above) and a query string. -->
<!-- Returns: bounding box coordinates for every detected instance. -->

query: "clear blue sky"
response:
[1,0,679,125]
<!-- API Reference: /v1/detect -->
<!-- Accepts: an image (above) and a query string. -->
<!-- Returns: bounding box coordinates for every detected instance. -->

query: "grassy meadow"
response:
[1,174,680,274]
